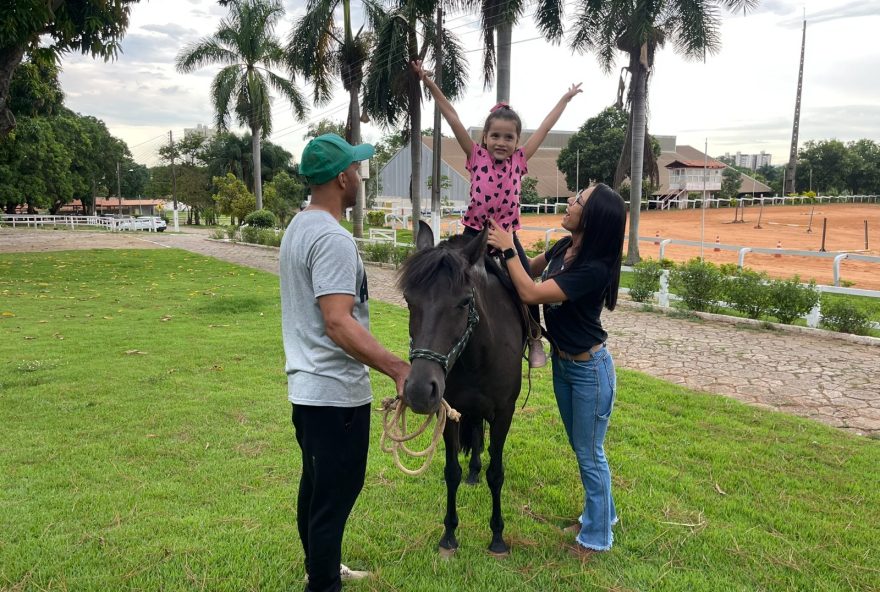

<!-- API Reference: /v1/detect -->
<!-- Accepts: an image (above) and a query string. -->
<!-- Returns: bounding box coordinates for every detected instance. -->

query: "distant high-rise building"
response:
[184,124,216,141]
[722,151,772,170]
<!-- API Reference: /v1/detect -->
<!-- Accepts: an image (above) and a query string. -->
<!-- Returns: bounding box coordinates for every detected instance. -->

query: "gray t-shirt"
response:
[279,210,371,407]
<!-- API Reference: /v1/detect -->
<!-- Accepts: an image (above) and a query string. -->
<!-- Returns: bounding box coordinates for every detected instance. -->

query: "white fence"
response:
[645,193,880,210]
[0,214,163,232]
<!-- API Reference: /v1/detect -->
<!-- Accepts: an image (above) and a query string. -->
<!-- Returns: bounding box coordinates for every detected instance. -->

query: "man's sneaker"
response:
[305,564,371,584]
[528,338,547,368]
[340,564,370,580]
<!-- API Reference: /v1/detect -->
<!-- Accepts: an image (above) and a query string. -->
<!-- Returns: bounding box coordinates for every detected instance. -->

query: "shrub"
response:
[630,259,664,303]
[362,241,393,263]
[391,245,415,266]
[768,276,820,324]
[259,228,282,247]
[244,209,277,229]
[240,225,261,244]
[226,225,237,240]
[820,301,871,335]
[365,210,386,227]
[659,258,677,270]
[210,229,226,240]
[670,258,724,312]
[723,268,773,319]
[718,263,740,277]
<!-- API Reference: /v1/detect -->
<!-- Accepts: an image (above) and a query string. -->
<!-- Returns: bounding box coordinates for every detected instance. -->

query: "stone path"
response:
[3,228,878,436]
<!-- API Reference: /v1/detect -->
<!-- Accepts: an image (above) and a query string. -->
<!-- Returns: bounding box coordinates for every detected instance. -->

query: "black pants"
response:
[292,403,371,592]
[463,227,541,337]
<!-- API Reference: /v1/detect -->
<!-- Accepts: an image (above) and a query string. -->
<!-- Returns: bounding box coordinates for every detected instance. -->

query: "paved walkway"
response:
[3,228,878,436]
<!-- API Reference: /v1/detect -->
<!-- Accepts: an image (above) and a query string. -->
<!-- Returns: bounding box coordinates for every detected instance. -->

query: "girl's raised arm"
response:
[522,83,582,161]
[411,60,474,159]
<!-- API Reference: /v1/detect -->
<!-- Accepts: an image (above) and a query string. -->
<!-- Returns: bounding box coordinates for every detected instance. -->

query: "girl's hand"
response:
[486,220,515,251]
[410,60,432,83]
[563,83,583,101]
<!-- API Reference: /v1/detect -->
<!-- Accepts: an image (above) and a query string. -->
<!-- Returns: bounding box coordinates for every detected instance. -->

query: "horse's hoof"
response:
[465,473,480,485]
[488,548,510,558]
[438,546,457,559]
[488,541,510,558]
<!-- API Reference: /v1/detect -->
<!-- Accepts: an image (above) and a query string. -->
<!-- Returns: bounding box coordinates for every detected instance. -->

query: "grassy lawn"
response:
[1,250,878,591]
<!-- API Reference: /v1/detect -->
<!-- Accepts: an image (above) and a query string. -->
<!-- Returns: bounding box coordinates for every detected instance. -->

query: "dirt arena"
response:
[516,203,880,290]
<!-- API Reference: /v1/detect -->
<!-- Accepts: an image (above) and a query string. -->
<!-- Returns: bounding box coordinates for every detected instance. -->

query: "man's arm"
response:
[319,294,410,395]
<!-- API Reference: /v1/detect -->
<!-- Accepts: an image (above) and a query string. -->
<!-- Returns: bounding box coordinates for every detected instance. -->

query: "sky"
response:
[57,0,880,168]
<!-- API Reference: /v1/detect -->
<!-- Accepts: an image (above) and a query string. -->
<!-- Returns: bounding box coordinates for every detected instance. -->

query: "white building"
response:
[724,151,772,170]
[184,124,216,141]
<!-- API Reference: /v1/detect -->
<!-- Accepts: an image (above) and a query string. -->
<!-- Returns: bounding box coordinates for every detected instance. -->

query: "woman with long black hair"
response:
[487,182,626,555]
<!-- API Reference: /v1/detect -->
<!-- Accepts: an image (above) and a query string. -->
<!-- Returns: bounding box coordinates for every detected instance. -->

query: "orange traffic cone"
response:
[654,230,660,245]
[714,235,721,252]
[775,240,782,258]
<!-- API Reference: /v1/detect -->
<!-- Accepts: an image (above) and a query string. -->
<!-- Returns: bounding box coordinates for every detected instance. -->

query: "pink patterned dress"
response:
[461,143,527,232]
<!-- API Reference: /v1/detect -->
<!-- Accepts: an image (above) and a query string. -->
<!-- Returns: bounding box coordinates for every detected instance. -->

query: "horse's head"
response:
[397,221,487,414]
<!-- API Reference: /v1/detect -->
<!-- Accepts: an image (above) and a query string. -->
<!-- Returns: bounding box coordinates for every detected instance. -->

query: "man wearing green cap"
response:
[280,134,410,592]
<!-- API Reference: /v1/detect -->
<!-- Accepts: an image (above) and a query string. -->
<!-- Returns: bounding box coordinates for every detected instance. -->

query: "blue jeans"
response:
[552,347,617,551]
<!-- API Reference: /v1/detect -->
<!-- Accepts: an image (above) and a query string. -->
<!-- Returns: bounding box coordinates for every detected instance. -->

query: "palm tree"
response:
[362,0,468,240]
[289,0,374,237]
[176,0,307,210]
[472,0,528,102]
[536,0,756,263]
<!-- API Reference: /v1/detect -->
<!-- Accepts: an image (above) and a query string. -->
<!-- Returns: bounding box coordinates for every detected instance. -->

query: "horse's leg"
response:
[439,421,462,556]
[486,410,514,556]
[465,421,483,485]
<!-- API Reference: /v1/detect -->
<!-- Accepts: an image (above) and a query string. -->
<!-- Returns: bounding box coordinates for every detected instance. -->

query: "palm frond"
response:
[176,38,238,73]
[264,69,308,120]
[534,0,566,43]
[434,24,469,101]
[362,10,411,129]
[288,0,339,104]
[669,0,721,59]
[210,65,243,131]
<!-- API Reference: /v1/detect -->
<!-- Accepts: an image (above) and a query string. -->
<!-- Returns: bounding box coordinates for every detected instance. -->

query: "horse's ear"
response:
[416,220,434,251]
[462,227,488,267]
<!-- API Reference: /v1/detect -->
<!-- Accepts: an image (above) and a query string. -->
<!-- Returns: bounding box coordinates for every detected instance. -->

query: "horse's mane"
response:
[397,234,476,293]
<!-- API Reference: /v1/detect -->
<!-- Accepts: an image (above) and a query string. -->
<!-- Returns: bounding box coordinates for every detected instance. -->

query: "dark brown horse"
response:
[398,222,525,556]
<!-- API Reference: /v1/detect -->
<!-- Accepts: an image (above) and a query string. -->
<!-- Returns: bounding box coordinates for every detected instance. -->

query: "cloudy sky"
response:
[58,0,880,167]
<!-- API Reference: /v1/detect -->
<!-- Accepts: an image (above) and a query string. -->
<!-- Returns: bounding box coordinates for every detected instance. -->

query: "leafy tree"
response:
[537,0,756,263]
[8,50,64,118]
[213,172,256,225]
[176,165,213,224]
[719,166,742,201]
[177,0,307,210]
[0,116,73,213]
[845,139,880,195]
[363,0,469,239]
[303,119,347,141]
[263,170,305,227]
[797,139,848,195]
[520,176,539,204]
[1,0,138,136]
[557,107,627,190]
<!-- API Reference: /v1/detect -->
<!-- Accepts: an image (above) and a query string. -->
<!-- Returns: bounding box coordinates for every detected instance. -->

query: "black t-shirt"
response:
[542,237,611,354]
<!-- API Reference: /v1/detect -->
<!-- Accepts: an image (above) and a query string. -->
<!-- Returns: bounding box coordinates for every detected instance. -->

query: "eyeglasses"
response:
[573,191,586,208]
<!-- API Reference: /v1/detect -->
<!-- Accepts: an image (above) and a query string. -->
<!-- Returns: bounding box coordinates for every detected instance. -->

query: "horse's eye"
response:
[458,297,472,309]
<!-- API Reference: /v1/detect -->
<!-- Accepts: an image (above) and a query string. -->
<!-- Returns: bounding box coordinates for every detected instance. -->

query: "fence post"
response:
[658,239,672,260]
[658,270,670,307]
[833,253,849,286]
[738,247,752,269]
[806,299,821,328]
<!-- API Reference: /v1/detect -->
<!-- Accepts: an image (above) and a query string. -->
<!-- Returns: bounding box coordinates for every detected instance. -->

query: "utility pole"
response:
[169,130,179,231]
[430,3,443,244]
[116,161,123,216]
[785,14,806,195]
[576,149,580,191]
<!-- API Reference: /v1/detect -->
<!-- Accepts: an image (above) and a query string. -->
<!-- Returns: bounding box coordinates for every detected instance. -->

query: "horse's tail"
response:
[458,415,485,458]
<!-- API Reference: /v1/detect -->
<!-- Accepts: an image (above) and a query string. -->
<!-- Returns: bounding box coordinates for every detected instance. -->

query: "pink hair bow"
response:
[490,102,511,113]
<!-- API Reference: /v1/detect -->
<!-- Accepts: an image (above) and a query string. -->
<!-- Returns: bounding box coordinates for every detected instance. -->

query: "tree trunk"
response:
[348,87,365,238]
[496,21,512,103]
[251,126,263,210]
[0,44,26,137]
[626,60,647,265]
[408,54,422,243]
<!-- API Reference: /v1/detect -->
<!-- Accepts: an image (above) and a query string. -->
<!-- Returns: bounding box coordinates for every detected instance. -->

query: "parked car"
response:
[117,216,167,231]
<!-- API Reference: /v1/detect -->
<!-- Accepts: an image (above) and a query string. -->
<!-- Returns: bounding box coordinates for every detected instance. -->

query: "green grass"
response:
[1,250,879,591]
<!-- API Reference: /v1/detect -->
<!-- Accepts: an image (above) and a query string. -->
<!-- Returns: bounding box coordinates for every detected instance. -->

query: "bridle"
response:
[408,288,480,376]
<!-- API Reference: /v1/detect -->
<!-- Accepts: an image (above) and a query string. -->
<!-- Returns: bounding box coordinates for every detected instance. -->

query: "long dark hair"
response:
[568,183,627,311]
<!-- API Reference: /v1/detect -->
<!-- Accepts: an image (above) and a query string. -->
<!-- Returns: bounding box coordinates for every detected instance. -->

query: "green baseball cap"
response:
[300,133,374,185]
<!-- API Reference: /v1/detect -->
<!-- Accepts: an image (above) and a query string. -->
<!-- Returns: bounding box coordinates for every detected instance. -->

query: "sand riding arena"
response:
[516,203,880,290]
